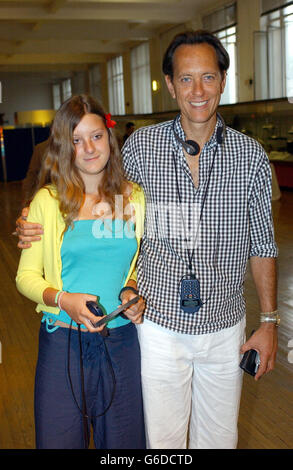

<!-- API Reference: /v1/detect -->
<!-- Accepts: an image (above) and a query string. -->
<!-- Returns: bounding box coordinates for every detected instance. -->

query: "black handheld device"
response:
[86,301,109,336]
[86,295,140,328]
[239,330,261,376]
[180,276,203,313]
[239,349,260,376]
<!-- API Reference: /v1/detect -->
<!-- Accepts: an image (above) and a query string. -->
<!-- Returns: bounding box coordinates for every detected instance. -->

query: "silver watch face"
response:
[260,314,280,326]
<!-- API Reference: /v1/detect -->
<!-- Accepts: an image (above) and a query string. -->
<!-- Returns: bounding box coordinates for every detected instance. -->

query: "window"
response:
[131,43,152,114]
[107,56,125,115]
[203,3,238,105]
[52,84,61,110]
[216,26,237,104]
[255,3,293,99]
[62,78,72,102]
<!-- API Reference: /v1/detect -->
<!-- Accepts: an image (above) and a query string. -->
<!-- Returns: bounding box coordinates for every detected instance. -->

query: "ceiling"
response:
[0,0,223,78]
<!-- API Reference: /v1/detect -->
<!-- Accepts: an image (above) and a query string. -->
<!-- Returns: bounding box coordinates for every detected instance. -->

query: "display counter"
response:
[269,152,293,189]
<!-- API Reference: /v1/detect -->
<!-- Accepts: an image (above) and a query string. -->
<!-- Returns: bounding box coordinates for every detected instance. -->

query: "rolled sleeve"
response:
[249,153,278,258]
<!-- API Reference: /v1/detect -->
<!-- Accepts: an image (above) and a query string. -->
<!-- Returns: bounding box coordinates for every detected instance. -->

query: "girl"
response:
[16,95,146,449]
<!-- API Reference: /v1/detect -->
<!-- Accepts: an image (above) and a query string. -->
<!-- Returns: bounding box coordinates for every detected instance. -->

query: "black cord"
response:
[67,320,116,449]
[172,143,217,275]
[173,127,226,308]
[78,325,90,448]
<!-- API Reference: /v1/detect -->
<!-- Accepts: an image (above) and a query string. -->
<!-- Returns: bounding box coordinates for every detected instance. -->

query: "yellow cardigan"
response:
[16,183,145,316]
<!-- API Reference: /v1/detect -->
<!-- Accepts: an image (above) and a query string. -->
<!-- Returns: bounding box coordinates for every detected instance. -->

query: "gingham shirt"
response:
[122,115,278,335]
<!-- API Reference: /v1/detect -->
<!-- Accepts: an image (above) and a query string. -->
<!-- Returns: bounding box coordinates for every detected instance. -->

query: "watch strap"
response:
[118,286,139,302]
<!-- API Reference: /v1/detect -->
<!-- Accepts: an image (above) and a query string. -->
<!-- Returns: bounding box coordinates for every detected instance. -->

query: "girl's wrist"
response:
[57,291,66,309]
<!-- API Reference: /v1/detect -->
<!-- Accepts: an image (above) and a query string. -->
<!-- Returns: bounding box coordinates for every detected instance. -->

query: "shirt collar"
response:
[172,113,223,152]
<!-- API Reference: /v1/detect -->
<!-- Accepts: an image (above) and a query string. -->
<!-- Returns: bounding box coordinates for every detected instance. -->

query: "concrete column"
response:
[100,61,109,111]
[237,0,261,102]
[149,36,164,113]
[122,51,133,115]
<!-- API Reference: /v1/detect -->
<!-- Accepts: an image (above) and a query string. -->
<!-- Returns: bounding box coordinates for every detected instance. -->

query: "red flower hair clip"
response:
[105,113,116,128]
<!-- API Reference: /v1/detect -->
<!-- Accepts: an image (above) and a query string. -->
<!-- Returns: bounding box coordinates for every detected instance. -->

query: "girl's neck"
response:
[81,173,102,196]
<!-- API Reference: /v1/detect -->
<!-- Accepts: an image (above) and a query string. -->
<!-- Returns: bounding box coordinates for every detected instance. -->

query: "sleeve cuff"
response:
[249,243,278,258]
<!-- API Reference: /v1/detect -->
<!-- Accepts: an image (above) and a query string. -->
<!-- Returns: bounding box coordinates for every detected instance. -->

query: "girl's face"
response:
[73,113,110,185]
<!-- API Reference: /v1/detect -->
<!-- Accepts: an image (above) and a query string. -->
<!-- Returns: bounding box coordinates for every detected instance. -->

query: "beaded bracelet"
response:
[57,291,66,310]
[54,290,63,306]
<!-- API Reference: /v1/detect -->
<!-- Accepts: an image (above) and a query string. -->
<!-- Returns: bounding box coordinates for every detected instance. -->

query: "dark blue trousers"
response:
[34,322,146,449]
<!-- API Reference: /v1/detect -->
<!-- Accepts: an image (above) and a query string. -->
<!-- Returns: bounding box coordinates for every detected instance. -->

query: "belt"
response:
[53,319,89,332]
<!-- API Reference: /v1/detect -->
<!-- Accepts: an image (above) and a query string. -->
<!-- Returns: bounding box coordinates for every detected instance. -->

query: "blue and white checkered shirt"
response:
[122,115,278,335]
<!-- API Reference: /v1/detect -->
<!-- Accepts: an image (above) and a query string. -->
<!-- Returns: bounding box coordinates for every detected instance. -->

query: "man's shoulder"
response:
[128,120,173,142]
[226,126,264,149]
[226,126,268,160]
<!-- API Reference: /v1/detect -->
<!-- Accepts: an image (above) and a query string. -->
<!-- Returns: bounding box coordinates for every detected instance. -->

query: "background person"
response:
[22,138,49,206]
[123,121,135,144]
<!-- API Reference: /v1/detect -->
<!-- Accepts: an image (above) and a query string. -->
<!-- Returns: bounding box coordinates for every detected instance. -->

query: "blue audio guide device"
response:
[180,276,203,313]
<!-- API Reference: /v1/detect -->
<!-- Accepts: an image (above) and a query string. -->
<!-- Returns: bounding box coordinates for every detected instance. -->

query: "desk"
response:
[271,160,293,189]
[269,152,293,189]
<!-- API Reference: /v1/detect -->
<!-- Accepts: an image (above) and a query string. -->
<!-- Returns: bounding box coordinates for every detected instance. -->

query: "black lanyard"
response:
[172,143,218,275]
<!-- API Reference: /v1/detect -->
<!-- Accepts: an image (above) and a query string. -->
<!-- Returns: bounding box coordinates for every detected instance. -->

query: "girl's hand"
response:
[60,292,107,333]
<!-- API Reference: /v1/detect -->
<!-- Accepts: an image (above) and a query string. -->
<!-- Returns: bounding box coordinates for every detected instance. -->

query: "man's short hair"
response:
[126,122,134,129]
[162,30,230,79]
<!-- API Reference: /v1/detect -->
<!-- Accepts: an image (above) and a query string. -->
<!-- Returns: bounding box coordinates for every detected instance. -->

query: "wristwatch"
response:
[260,311,280,326]
[118,286,139,302]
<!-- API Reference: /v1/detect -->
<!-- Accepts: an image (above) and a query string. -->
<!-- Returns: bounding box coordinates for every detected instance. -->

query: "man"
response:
[16,31,278,449]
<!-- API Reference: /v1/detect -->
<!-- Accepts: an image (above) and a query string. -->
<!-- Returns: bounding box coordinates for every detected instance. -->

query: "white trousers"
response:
[136,317,246,449]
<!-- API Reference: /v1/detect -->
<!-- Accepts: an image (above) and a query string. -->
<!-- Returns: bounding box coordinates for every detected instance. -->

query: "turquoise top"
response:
[42,218,137,332]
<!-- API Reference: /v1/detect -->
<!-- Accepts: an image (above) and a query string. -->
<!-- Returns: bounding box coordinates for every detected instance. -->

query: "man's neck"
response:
[181,114,217,151]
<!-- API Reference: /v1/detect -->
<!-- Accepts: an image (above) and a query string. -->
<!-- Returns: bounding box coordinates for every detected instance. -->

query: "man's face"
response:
[165,43,226,128]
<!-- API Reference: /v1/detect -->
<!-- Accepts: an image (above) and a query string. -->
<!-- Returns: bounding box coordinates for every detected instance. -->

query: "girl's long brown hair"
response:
[36,94,130,229]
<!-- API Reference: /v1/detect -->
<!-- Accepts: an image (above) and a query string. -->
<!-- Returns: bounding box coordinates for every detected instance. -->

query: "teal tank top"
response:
[42,218,137,332]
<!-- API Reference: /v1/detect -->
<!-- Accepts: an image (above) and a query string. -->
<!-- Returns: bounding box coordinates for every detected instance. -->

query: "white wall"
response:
[0,73,52,126]
[71,71,87,96]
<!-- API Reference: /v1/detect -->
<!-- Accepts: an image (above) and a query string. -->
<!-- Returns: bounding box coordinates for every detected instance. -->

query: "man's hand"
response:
[240,323,278,381]
[15,207,43,249]
[120,285,145,324]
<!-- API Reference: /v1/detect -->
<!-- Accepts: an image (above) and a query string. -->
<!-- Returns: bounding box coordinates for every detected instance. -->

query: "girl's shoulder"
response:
[127,181,145,204]
[34,184,57,198]
[30,184,58,210]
